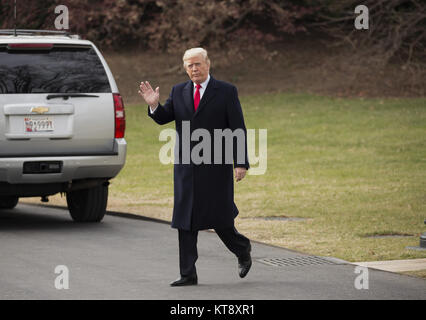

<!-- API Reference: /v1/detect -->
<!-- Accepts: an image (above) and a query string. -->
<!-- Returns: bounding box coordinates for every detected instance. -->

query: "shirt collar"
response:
[193,74,210,90]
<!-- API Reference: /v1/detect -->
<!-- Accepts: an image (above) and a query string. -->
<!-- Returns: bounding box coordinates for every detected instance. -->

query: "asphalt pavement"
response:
[0,203,425,300]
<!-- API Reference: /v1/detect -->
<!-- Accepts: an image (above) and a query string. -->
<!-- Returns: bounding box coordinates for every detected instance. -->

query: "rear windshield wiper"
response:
[46,93,100,100]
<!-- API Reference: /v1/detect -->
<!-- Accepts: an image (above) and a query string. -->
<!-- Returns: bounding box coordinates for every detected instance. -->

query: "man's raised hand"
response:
[138,81,160,111]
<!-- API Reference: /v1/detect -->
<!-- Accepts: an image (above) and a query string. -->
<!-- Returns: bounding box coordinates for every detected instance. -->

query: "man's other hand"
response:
[234,167,247,182]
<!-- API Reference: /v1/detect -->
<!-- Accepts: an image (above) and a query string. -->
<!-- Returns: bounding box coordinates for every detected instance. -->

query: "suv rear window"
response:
[0,44,111,94]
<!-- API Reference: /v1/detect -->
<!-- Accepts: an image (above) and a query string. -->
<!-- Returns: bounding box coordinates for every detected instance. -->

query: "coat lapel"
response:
[182,80,194,115]
[194,76,218,118]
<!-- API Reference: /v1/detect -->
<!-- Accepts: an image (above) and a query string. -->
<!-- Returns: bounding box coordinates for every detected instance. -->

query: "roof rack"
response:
[0,29,80,39]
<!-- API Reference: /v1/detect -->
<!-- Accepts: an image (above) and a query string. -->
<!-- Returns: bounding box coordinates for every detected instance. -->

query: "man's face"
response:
[184,55,210,84]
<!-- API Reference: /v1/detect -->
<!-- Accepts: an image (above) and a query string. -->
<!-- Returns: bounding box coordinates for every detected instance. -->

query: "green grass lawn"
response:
[109,92,426,262]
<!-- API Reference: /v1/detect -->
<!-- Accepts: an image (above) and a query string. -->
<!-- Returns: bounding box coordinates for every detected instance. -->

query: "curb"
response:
[19,202,351,264]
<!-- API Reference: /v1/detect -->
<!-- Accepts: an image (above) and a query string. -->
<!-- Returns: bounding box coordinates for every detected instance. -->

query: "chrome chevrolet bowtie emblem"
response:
[31,107,49,114]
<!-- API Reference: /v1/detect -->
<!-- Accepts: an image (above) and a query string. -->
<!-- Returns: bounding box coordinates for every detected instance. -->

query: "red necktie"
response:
[194,84,201,111]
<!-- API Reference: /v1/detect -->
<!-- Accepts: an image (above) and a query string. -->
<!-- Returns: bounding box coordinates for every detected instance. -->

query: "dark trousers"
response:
[178,226,251,276]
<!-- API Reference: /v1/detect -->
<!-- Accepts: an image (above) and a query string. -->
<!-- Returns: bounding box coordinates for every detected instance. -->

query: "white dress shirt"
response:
[150,74,211,113]
[194,74,210,100]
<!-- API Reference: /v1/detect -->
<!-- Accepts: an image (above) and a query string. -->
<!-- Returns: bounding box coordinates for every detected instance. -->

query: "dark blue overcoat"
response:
[148,76,249,231]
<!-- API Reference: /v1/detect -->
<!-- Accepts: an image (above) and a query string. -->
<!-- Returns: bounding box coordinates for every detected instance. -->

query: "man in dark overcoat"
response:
[138,47,252,286]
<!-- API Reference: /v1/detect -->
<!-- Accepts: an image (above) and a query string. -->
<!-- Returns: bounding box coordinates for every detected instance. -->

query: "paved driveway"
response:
[0,204,425,299]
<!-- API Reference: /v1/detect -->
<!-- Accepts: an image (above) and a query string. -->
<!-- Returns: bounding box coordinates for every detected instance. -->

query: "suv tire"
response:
[66,184,108,222]
[0,196,19,209]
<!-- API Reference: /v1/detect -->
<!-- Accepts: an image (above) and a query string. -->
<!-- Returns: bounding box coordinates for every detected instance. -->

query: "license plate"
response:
[24,117,54,132]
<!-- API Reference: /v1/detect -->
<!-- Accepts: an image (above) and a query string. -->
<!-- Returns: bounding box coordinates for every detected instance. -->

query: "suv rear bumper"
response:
[0,138,126,185]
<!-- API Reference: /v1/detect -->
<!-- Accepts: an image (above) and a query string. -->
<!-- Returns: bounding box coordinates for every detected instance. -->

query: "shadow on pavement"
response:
[0,204,109,232]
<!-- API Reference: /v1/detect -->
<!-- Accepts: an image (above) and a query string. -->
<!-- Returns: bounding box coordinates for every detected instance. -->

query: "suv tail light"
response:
[113,93,126,138]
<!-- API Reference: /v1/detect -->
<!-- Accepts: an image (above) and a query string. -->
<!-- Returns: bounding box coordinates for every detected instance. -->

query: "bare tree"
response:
[309,0,426,67]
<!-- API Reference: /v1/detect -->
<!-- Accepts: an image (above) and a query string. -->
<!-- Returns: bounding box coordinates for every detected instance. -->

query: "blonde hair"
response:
[182,47,210,68]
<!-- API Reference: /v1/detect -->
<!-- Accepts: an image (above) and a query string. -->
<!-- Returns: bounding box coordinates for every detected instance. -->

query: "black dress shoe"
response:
[170,274,198,286]
[238,254,252,278]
